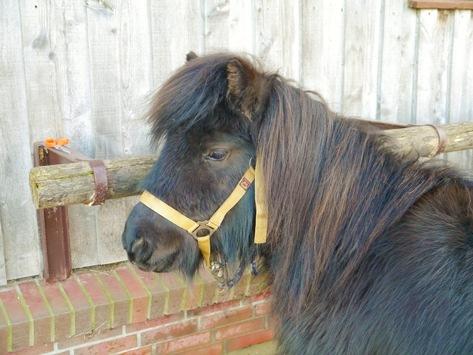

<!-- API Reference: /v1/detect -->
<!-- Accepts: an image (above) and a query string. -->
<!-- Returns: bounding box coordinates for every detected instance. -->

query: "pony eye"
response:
[205,149,228,161]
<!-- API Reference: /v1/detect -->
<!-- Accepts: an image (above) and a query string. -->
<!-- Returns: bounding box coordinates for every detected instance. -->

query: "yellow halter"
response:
[139,164,267,267]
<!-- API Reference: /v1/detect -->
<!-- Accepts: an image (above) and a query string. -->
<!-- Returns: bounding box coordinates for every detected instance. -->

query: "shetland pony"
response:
[122,53,473,354]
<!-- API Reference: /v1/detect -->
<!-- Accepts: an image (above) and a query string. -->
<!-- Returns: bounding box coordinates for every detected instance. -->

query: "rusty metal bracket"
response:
[33,142,107,282]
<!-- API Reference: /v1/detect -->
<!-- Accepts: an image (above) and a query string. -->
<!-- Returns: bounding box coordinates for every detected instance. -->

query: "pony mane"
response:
[257,76,456,316]
[146,53,258,141]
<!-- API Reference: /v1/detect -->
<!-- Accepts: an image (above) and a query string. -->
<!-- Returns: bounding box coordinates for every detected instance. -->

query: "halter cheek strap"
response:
[139,166,266,267]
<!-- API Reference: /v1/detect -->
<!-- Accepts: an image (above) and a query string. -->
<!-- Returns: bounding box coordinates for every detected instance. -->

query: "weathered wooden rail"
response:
[30,122,473,210]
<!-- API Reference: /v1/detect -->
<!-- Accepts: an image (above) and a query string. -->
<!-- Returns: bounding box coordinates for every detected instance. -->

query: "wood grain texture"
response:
[0,0,41,280]
[445,10,473,170]
[301,0,345,111]
[378,0,418,123]
[51,1,99,269]
[205,0,255,54]
[150,0,204,86]
[86,0,127,265]
[255,0,301,81]
[342,0,384,117]
[415,10,454,124]
[30,157,155,208]
[409,0,473,10]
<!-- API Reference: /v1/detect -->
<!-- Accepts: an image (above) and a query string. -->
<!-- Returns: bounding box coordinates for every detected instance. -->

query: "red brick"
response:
[0,318,9,354]
[141,319,198,345]
[126,312,184,333]
[0,288,31,350]
[10,341,54,354]
[225,329,274,352]
[74,334,137,355]
[76,273,113,330]
[18,281,53,345]
[254,300,272,316]
[187,299,241,317]
[194,270,218,306]
[184,278,204,310]
[41,281,73,340]
[95,272,130,327]
[131,267,168,319]
[56,325,122,350]
[115,266,149,323]
[231,272,252,299]
[116,344,153,355]
[215,318,265,340]
[159,273,186,314]
[200,306,253,330]
[174,343,222,355]
[247,273,270,297]
[60,277,93,336]
[155,332,211,353]
[242,290,271,304]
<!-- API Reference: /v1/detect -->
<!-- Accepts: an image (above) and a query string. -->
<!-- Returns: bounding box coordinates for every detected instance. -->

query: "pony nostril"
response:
[131,237,145,253]
[127,251,135,262]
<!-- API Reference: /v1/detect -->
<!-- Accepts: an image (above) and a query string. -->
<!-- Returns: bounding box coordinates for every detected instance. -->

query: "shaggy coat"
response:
[122,53,473,354]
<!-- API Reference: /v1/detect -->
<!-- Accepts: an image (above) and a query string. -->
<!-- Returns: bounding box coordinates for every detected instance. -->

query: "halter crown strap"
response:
[254,157,268,244]
[139,167,257,267]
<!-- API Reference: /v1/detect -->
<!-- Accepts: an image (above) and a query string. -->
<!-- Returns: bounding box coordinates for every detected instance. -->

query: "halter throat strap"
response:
[139,167,257,267]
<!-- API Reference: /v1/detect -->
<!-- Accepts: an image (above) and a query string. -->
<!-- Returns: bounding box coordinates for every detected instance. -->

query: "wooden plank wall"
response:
[0,0,472,282]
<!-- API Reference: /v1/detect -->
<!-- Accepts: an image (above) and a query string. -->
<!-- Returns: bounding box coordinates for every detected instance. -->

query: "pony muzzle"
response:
[139,166,266,268]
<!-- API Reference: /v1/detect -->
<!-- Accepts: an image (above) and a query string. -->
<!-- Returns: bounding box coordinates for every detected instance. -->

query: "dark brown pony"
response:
[122,53,473,354]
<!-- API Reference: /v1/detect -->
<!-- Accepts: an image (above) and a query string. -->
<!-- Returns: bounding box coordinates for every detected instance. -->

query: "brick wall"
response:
[0,263,273,354]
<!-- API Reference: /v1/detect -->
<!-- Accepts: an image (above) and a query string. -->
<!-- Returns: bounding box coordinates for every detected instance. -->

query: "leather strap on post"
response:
[88,160,108,205]
[425,124,448,157]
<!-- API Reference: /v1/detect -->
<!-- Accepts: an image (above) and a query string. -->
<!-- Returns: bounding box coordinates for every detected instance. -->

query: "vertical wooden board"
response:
[86,0,123,158]
[378,0,417,123]
[0,220,7,286]
[86,0,128,265]
[414,9,454,124]
[0,0,41,279]
[19,0,63,139]
[119,0,153,157]
[301,0,345,111]
[51,1,99,268]
[52,1,95,156]
[95,196,138,264]
[446,10,473,171]
[205,0,255,54]
[342,0,384,118]
[227,0,255,54]
[254,0,301,81]
[150,1,204,87]
[204,0,230,51]
[95,0,157,265]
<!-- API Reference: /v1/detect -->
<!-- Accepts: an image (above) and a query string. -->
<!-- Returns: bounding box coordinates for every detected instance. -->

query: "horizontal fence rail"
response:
[30,122,473,210]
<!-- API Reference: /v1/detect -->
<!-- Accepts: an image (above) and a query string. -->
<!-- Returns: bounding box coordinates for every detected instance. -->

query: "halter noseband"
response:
[139,162,267,269]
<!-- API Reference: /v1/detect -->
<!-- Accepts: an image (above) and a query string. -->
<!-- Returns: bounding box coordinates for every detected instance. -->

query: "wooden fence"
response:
[1,0,472,283]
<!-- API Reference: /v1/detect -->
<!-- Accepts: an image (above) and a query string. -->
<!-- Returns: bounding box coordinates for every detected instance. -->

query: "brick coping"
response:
[0,263,271,353]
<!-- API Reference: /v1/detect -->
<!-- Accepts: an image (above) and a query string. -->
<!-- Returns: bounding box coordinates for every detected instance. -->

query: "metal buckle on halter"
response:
[190,221,218,240]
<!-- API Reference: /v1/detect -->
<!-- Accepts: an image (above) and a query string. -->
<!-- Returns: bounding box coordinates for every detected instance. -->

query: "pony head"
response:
[122,53,275,281]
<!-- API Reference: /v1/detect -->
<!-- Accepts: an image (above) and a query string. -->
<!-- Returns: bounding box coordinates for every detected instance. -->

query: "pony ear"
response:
[186,51,198,62]
[226,58,268,120]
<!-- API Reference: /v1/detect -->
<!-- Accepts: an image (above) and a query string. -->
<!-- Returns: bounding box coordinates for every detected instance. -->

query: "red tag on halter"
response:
[239,177,251,190]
